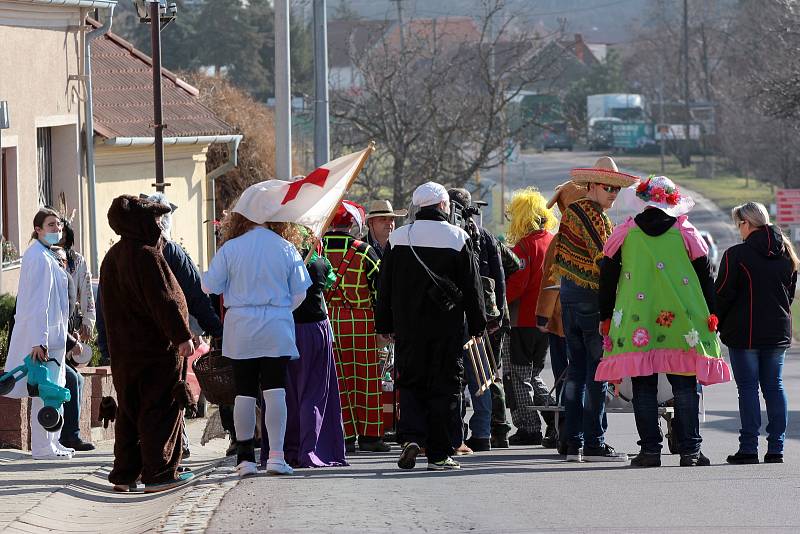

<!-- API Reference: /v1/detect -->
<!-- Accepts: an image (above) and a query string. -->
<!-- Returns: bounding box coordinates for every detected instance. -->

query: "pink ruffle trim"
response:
[595,348,732,386]
[602,214,709,261]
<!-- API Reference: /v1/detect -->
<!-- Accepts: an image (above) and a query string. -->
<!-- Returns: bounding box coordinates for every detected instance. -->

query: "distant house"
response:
[90,24,240,270]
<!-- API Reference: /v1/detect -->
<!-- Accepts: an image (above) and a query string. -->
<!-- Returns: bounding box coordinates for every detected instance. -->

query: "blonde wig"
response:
[505,187,556,245]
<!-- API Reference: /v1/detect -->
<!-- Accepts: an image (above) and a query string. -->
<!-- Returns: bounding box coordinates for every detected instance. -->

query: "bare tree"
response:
[331,0,568,206]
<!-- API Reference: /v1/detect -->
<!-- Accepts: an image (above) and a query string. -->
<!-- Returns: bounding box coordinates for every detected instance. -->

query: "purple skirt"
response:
[261,319,348,468]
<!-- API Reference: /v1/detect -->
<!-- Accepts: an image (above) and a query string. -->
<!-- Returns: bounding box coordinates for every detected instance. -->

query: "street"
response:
[203,152,793,533]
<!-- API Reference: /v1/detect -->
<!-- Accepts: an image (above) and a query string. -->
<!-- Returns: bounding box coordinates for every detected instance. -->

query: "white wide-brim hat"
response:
[631,175,695,217]
[232,181,286,224]
[570,156,639,188]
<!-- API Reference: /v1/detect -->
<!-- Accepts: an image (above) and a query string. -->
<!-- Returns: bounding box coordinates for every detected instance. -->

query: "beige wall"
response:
[0,2,85,295]
[93,143,212,271]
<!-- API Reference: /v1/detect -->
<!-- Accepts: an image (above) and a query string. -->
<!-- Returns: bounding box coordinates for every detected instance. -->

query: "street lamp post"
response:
[134,0,177,192]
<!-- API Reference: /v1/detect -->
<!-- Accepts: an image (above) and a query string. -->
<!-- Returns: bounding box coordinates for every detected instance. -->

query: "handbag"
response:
[408,225,463,312]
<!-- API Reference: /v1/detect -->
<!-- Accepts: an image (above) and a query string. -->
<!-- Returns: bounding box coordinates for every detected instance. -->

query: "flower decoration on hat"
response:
[633,175,695,216]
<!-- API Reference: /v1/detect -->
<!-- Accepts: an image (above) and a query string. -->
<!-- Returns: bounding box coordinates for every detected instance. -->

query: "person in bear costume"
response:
[100,195,195,493]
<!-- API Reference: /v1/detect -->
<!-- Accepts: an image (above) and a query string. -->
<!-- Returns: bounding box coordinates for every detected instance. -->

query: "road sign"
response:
[776,189,800,225]
[612,122,652,149]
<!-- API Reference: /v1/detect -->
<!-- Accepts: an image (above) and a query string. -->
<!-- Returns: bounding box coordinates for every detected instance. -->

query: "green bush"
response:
[0,294,14,369]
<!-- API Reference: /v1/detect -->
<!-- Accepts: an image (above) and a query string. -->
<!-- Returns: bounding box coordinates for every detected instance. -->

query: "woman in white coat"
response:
[3,208,71,459]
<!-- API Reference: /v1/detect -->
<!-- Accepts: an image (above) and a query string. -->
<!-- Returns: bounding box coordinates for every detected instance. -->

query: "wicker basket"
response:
[192,350,236,406]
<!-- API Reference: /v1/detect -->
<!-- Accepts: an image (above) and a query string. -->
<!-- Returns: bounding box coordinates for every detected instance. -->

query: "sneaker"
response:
[465,437,491,452]
[508,429,543,446]
[454,443,473,456]
[583,444,627,463]
[266,458,294,475]
[397,442,420,470]
[629,452,661,468]
[358,439,391,452]
[427,457,461,471]
[764,453,784,464]
[565,445,582,462]
[143,472,194,493]
[680,451,711,467]
[236,460,259,477]
[112,481,141,492]
[490,434,510,449]
[726,451,759,465]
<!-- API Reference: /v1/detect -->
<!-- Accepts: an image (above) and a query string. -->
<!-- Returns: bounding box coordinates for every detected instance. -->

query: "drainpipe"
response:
[83,5,114,275]
[205,137,242,262]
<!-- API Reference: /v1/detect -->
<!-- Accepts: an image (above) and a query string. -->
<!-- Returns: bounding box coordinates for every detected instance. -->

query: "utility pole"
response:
[150,0,166,192]
[682,0,691,167]
[391,0,405,51]
[313,0,330,168]
[275,0,292,180]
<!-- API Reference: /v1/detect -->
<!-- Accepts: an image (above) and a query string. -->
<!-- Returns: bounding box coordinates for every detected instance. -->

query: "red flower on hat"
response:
[650,187,666,203]
[666,192,680,206]
[636,179,650,194]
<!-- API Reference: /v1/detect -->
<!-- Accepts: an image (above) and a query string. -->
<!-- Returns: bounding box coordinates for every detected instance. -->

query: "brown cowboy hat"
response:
[569,156,639,188]
[547,180,587,212]
[366,199,408,219]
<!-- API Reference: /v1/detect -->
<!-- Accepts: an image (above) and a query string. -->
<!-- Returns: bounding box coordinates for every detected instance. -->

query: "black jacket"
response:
[599,209,715,321]
[476,226,506,319]
[375,207,486,391]
[715,225,797,349]
[293,255,330,323]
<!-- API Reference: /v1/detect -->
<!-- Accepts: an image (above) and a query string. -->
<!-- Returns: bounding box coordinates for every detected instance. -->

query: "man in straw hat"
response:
[375,181,486,471]
[366,199,408,260]
[552,156,637,463]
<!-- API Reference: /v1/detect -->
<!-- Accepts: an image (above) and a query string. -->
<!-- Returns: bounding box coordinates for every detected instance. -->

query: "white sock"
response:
[262,388,287,460]
[233,395,257,442]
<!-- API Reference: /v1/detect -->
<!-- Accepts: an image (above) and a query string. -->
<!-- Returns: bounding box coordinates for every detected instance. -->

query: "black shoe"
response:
[726,451,759,465]
[680,451,710,466]
[508,429,543,446]
[583,444,628,462]
[490,434,510,449]
[225,439,237,457]
[359,439,391,452]
[345,438,356,454]
[60,438,95,452]
[565,444,582,462]
[182,448,191,459]
[557,442,568,456]
[764,453,784,464]
[630,452,661,468]
[397,442,420,469]
[541,427,558,449]
[465,437,491,452]
[236,439,256,465]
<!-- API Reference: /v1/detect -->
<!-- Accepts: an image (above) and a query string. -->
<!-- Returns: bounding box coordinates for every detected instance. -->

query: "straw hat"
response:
[570,156,639,188]
[366,199,408,219]
[632,175,694,217]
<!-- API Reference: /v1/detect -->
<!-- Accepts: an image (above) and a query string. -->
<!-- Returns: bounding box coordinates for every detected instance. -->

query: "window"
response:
[36,127,53,207]
[1,146,19,265]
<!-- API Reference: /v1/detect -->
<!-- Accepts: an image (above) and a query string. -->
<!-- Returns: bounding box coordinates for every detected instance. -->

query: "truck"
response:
[587,94,646,150]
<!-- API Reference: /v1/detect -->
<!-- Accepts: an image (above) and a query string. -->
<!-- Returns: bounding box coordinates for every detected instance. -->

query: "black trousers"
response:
[398,388,460,463]
[231,356,289,397]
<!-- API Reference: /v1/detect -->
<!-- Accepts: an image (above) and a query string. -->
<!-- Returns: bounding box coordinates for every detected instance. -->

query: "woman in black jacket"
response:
[716,202,798,465]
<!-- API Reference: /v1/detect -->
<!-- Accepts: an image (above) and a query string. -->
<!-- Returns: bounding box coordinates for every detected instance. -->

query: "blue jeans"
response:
[462,352,492,439]
[560,279,607,449]
[62,364,83,442]
[632,373,701,455]
[728,348,788,454]
[549,333,568,402]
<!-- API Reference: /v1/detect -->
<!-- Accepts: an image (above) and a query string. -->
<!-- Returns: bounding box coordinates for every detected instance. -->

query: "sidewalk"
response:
[0,414,236,534]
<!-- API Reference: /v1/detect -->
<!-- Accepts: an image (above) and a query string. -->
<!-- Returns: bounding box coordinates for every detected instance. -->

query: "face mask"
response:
[43,232,62,245]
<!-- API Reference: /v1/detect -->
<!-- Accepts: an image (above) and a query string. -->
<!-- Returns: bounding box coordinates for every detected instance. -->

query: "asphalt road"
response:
[205,152,786,533]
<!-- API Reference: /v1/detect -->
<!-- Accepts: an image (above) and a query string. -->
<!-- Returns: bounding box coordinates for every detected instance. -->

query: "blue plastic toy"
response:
[0,355,71,431]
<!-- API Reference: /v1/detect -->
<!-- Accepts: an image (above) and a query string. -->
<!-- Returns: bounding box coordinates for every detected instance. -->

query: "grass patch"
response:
[616,155,775,212]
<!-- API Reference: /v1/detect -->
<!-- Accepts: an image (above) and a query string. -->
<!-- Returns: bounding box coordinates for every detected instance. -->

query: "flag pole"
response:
[305,141,376,263]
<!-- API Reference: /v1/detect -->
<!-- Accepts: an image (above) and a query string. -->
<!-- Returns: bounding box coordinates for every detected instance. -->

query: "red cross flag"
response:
[232,145,373,237]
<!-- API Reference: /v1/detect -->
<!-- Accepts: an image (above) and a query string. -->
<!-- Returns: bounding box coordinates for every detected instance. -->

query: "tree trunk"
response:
[392,156,405,208]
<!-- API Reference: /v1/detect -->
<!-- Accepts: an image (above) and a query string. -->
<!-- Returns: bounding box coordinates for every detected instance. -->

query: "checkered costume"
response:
[323,233,383,440]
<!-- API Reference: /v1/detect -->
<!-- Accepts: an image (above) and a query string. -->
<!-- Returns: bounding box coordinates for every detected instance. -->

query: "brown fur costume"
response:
[100,195,192,486]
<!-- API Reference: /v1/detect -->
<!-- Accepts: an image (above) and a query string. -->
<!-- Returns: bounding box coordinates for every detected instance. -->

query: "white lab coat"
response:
[3,241,70,456]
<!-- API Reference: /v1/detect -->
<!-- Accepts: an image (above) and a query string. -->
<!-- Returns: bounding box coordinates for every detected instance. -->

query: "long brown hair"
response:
[219,212,305,250]
[30,207,62,242]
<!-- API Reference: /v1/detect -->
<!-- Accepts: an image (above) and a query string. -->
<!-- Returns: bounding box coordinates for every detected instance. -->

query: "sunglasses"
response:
[599,184,621,194]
